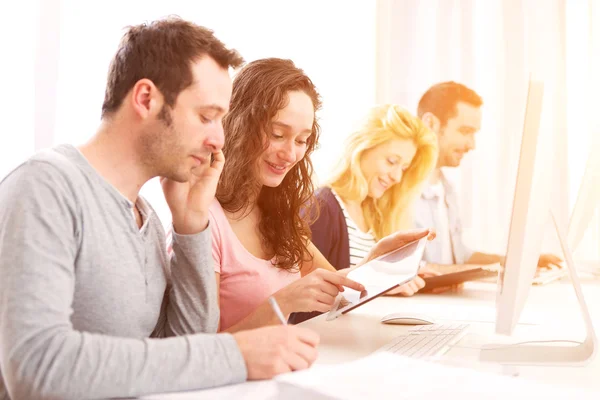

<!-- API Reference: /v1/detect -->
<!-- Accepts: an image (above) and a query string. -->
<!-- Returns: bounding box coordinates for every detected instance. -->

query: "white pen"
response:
[268,296,287,325]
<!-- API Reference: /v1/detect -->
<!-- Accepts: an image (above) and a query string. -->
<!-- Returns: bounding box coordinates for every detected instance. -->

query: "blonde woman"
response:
[308,104,438,295]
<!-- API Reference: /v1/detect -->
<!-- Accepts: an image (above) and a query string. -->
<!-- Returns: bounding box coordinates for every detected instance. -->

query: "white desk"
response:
[141,276,600,398]
[301,276,600,390]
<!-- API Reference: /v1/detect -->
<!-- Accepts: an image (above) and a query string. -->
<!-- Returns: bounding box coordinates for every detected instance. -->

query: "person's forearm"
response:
[1,235,246,399]
[3,328,246,399]
[467,252,505,265]
[424,263,493,274]
[0,204,245,399]
[162,226,220,337]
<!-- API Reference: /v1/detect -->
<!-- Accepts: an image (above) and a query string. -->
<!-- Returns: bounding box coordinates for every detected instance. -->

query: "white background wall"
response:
[0,0,597,260]
[4,0,377,228]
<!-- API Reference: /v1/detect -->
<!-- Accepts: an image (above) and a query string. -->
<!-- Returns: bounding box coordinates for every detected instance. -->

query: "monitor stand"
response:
[479,212,598,366]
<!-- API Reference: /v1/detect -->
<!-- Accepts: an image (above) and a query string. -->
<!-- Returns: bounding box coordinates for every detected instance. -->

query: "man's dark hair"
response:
[101,17,244,118]
[417,81,483,127]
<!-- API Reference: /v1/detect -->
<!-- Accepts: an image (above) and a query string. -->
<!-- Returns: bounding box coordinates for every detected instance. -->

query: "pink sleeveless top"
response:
[209,200,299,330]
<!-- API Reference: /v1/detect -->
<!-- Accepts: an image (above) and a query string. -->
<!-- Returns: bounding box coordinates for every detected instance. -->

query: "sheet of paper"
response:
[276,352,599,399]
[137,377,336,399]
[138,381,279,400]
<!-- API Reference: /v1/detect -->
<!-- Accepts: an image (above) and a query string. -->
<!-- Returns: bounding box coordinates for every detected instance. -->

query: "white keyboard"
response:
[377,323,469,359]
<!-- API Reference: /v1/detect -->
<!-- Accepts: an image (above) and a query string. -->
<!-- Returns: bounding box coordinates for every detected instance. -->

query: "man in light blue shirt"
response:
[414,81,561,269]
[415,172,474,266]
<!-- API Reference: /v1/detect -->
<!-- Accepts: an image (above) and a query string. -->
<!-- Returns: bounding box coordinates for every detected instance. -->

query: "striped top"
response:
[331,190,377,267]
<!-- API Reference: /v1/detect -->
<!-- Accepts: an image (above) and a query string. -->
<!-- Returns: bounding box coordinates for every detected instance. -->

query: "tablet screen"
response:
[327,237,427,320]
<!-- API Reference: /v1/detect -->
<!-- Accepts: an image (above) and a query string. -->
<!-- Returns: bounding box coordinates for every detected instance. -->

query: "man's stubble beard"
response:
[139,105,189,182]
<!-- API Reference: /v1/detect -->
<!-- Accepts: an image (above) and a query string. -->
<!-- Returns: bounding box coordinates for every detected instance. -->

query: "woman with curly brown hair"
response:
[209,58,431,332]
[208,58,366,332]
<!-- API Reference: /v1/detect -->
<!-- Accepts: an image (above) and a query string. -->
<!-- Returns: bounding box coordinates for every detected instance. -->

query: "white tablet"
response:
[326,237,428,320]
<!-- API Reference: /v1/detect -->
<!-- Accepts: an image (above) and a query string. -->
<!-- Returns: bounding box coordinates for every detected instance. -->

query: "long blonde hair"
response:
[328,104,438,240]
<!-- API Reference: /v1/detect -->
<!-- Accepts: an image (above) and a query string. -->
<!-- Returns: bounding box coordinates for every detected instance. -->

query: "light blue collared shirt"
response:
[414,174,473,265]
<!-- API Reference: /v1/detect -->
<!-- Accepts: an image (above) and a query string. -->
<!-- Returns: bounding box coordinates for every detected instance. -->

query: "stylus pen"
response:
[268,296,288,325]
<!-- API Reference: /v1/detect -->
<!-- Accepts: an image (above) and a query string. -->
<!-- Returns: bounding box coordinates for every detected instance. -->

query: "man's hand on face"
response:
[162,150,225,235]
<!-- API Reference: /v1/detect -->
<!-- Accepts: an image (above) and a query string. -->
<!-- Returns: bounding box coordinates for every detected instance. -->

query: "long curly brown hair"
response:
[217,58,321,272]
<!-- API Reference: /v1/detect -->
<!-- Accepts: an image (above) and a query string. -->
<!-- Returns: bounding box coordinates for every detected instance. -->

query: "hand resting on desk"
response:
[536,253,563,269]
[470,252,562,270]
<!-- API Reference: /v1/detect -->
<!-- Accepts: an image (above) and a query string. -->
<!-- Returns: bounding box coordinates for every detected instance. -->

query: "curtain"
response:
[2,0,597,260]
[0,0,38,179]
[376,0,598,260]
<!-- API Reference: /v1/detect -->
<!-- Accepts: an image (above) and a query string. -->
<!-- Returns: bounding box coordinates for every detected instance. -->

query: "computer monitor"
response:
[480,78,597,365]
[494,79,546,336]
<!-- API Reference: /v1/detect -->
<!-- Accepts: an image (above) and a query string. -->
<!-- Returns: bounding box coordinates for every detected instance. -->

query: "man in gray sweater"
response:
[0,18,320,400]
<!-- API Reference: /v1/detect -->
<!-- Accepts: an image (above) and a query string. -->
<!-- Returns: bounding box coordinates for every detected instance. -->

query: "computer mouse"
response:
[380,313,436,325]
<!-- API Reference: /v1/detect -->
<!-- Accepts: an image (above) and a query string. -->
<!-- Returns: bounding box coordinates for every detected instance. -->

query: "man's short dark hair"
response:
[101,17,244,118]
[417,81,483,127]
